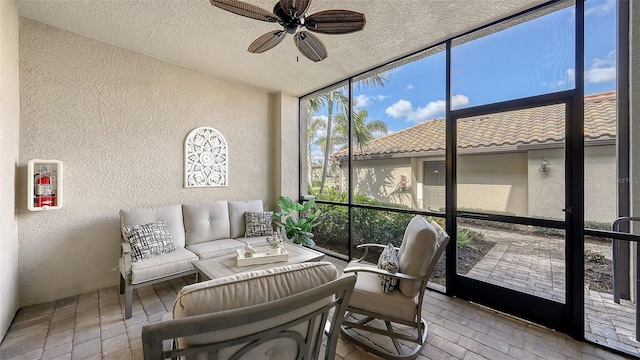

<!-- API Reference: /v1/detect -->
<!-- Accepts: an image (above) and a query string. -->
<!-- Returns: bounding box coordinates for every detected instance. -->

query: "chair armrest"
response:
[121,241,132,274]
[121,241,131,254]
[344,263,424,281]
[353,243,400,262]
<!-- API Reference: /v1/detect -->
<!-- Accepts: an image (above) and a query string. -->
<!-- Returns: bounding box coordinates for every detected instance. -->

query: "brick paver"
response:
[0,258,635,359]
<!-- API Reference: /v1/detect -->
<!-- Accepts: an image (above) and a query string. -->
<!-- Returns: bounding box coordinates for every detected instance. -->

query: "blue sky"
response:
[349,0,617,133]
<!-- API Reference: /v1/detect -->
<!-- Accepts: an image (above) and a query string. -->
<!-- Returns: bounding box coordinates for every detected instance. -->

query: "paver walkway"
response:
[463,226,639,357]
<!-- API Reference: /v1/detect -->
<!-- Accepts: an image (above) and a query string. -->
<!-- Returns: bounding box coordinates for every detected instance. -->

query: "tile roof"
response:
[334,91,616,160]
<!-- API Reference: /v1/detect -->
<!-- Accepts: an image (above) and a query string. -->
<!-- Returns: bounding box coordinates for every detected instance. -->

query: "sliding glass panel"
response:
[457,218,566,303]
[451,2,575,109]
[300,82,349,201]
[348,45,446,211]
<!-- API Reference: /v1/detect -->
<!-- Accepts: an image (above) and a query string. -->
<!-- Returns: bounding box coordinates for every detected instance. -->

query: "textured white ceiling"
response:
[16,0,547,96]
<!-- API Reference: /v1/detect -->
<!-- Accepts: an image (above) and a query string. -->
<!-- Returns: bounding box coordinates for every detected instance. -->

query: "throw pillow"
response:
[245,211,274,237]
[377,243,400,293]
[122,220,176,262]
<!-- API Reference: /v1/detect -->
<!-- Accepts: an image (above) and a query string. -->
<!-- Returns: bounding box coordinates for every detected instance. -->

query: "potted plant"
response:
[273,196,321,247]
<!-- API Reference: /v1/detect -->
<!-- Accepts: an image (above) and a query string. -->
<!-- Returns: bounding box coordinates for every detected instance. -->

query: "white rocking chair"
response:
[341,216,449,360]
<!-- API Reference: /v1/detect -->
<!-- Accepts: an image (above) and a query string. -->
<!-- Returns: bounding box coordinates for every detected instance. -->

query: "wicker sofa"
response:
[118,200,273,318]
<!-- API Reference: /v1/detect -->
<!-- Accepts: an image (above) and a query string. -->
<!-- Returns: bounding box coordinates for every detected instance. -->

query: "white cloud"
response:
[451,94,470,108]
[586,66,616,84]
[354,94,372,107]
[385,95,470,123]
[585,0,615,17]
[405,84,415,90]
[385,99,413,118]
[549,51,616,87]
[376,95,389,101]
[586,50,616,84]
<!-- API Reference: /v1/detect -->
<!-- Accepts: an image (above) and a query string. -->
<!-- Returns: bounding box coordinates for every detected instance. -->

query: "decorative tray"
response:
[236,246,289,267]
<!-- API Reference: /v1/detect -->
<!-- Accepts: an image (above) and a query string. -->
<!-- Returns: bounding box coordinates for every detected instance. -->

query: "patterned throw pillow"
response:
[377,243,400,293]
[122,220,176,262]
[245,211,274,237]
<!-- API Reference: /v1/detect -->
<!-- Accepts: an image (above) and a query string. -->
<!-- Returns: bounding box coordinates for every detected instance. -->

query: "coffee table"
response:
[192,242,325,281]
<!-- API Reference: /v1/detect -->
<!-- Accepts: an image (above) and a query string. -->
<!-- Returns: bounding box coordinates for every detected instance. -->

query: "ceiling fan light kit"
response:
[210,0,366,62]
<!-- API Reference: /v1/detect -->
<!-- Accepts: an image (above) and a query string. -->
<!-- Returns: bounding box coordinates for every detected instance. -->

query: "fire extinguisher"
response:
[35,166,55,207]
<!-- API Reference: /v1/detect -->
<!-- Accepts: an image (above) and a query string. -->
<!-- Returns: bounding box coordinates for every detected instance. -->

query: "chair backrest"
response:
[142,262,356,360]
[397,216,449,297]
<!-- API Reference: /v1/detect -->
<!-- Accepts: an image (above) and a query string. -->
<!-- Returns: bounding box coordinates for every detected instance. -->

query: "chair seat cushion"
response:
[123,247,198,284]
[186,239,245,260]
[349,271,418,323]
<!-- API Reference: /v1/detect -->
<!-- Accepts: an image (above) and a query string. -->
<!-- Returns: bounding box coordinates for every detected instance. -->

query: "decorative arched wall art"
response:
[184,127,228,187]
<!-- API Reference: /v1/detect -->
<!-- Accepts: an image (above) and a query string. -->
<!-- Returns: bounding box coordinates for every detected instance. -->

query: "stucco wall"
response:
[583,145,617,224]
[18,18,278,306]
[349,158,415,208]
[0,0,20,341]
[528,149,564,220]
[528,146,616,223]
[458,152,528,216]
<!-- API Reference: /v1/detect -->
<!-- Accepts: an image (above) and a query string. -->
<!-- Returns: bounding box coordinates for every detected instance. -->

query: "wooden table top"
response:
[192,242,325,280]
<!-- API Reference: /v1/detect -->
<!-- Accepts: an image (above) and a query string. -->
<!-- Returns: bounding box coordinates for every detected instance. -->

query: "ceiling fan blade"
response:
[210,0,280,22]
[279,0,312,18]
[294,31,327,62]
[248,30,287,53]
[304,10,366,34]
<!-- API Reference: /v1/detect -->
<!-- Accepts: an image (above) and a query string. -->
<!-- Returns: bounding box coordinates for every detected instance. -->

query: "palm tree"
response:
[306,116,325,185]
[333,110,388,151]
[309,72,389,193]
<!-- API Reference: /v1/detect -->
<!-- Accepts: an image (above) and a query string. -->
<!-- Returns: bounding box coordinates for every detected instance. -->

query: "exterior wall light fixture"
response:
[540,158,550,173]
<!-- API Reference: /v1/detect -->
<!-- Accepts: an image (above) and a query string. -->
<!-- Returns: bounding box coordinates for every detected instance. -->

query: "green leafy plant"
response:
[273,196,321,247]
[585,249,606,264]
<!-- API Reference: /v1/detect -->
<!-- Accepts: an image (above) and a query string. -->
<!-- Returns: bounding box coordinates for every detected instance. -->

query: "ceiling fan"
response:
[209,0,366,62]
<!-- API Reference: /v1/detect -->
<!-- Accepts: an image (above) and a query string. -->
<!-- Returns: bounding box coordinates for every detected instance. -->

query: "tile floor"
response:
[0,263,635,360]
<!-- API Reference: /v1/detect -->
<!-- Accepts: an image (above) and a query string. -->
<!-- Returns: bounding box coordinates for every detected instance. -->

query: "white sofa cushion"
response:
[172,262,338,350]
[122,247,198,284]
[397,216,438,298]
[183,201,231,245]
[186,239,245,260]
[228,200,264,238]
[120,205,186,248]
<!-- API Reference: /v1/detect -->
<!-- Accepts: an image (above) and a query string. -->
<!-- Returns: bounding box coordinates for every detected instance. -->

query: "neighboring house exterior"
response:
[333,91,617,224]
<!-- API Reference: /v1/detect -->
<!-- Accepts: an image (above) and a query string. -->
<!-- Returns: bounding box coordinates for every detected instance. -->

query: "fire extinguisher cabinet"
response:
[27,159,63,211]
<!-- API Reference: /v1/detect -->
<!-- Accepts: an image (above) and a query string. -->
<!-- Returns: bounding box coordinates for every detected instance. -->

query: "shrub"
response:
[585,249,606,263]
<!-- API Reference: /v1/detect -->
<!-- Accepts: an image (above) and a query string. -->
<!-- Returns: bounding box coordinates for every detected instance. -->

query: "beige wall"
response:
[0,0,20,341]
[17,18,283,306]
[528,146,616,224]
[458,152,528,216]
[584,145,617,224]
[349,158,415,208]
[528,149,564,220]
[272,93,300,201]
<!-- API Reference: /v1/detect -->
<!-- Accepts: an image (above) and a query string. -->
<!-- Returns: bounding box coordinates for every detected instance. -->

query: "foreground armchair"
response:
[142,262,355,360]
[341,216,449,360]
